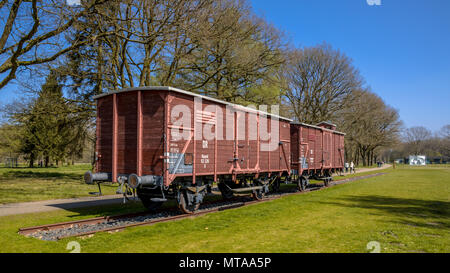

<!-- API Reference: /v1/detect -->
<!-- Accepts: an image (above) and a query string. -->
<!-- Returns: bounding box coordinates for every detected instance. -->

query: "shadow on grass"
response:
[0,170,82,181]
[2,171,82,180]
[0,166,60,169]
[321,195,450,230]
[57,198,185,219]
[49,192,221,219]
[52,199,147,218]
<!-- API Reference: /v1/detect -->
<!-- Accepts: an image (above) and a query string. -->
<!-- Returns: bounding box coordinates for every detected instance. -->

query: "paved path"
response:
[0,164,392,217]
[333,164,392,176]
[0,194,125,217]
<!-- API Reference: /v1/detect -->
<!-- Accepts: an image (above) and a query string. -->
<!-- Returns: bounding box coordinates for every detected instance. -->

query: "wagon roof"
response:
[316,121,337,127]
[290,122,346,135]
[93,86,293,122]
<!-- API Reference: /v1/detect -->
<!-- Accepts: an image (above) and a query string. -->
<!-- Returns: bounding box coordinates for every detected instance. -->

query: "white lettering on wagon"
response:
[170,98,281,152]
[200,154,209,166]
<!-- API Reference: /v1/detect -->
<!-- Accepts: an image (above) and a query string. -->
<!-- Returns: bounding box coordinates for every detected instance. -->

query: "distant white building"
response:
[409,155,426,166]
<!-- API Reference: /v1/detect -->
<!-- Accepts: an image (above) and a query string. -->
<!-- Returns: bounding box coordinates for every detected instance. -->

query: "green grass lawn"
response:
[0,164,118,204]
[0,165,448,253]
[396,164,450,169]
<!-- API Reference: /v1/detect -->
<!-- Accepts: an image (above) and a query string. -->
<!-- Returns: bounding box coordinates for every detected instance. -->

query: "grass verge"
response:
[0,164,117,204]
[0,165,448,253]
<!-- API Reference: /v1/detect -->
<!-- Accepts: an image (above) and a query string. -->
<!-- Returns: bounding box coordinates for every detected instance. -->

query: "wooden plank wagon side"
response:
[84,86,292,213]
[290,122,345,190]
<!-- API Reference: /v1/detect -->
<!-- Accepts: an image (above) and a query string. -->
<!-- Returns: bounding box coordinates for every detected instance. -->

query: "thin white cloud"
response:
[66,0,81,6]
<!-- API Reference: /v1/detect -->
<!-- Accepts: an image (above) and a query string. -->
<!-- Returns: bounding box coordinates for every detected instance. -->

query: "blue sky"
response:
[1,0,449,131]
[251,0,450,132]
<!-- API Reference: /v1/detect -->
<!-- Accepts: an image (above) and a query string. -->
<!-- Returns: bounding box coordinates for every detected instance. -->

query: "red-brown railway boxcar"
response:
[290,122,345,190]
[84,86,292,213]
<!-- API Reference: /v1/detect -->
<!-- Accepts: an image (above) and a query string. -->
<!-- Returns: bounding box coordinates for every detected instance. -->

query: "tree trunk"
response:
[360,147,367,167]
[29,153,35,168]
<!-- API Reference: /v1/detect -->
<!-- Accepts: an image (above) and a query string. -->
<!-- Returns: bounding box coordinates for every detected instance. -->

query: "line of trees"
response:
[1,0,285,166]
[280,45,402,166]
[0,0,431,168]
[0,0,110,89]
[60,0,285,109]
[383,125,450,163]
[1,71,92,167]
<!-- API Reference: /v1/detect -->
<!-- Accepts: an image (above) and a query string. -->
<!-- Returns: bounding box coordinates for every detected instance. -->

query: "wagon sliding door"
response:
[167,94,194,179]
[299,126,309,171]
[235,110,251,171]
[216,105,234,175]
[279,120,290,170]
[248,111,259,171]
[308,129,318,169]
[195,101,217,176]
[323,131,333,168]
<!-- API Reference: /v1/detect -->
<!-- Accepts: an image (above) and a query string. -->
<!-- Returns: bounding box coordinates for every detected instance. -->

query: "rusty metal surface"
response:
[95,87,293,185]
[291,123,345,174]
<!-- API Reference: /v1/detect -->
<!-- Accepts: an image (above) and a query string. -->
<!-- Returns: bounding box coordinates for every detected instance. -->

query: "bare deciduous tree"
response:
[60,0,284,105]
[280,43,363,124]
[404,126,432,155]
[336,90,402,166]
[439,125,450,157]
[0,0,108,89]
[178,0,285,102]
[439,125,450,140]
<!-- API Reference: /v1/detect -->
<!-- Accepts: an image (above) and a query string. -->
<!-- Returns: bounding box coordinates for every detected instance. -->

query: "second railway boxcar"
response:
[85,86,292,213]
[290,122,345,190]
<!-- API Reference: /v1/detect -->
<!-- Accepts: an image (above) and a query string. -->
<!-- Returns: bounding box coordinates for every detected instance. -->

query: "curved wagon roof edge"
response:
[93,86,293,122]
[290,122,346,135]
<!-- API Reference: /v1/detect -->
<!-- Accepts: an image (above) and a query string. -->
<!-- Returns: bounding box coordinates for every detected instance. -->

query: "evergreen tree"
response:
[8,71,89,167]
[31,71,69,166]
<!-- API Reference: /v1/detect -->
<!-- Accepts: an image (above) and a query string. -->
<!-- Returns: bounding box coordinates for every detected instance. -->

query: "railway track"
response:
[19,172,387,241]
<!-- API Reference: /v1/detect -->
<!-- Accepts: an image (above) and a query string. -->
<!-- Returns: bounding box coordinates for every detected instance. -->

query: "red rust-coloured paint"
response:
[290,122,345,176]
[94,87,293,186]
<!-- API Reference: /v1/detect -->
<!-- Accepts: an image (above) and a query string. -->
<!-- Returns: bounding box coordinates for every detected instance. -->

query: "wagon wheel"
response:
[218,182,234,200]
[297,177,307,192]
[252,181,265,200]
[137,190,164,211]
[252,189,264,200]
[178,189,200,214]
